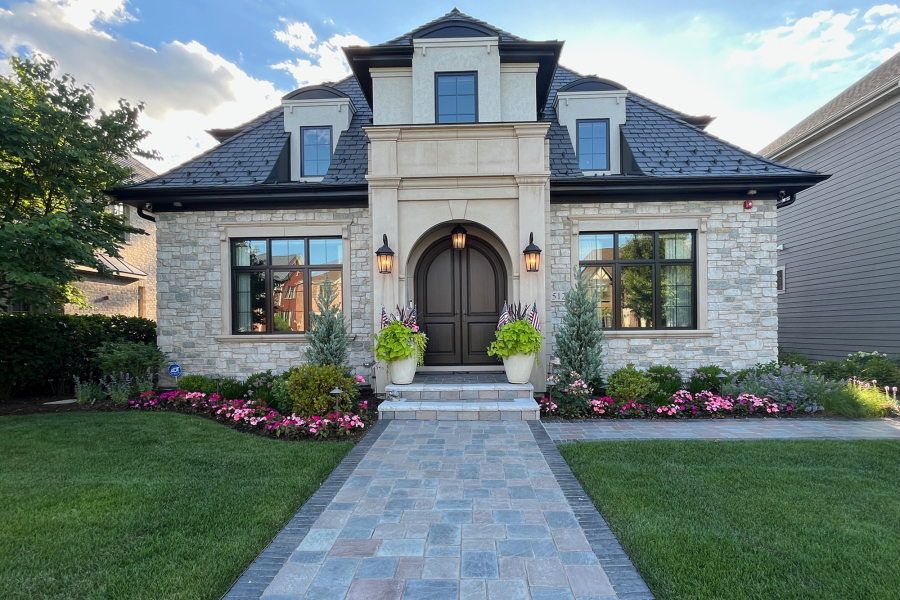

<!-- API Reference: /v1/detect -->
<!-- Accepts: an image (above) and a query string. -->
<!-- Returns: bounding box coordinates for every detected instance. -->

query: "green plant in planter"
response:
[487,319,543,361]
[374,320,427,366]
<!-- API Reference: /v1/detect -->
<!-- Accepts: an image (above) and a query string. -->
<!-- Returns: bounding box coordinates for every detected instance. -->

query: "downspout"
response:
[137,206,156,222]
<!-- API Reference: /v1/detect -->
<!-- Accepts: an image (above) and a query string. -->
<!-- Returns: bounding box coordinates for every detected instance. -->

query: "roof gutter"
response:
[107,183,369,212]
[550,173,830,202]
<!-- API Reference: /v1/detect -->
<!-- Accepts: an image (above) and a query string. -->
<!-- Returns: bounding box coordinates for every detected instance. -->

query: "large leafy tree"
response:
[0,56,157,310]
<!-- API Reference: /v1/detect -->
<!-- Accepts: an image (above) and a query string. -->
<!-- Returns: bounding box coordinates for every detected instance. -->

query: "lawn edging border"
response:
[220,420,389,600]
[528,420,656,600]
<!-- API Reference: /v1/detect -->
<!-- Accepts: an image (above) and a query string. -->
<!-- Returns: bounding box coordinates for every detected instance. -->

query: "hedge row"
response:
[0,314,157,398]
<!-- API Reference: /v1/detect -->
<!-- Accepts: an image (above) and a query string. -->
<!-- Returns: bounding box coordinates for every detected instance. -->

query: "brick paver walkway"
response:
[254,420,650,600]
[542,418,900,443]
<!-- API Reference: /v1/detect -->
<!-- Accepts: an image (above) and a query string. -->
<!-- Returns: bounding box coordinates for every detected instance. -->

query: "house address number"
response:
[550,292,565,302]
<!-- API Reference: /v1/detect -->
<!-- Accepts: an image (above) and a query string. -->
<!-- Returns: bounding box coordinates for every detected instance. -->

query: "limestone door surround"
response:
[365,122,552,389]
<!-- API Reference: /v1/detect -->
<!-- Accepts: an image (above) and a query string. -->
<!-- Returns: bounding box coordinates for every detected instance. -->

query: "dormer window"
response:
[577,119,610,171]
[301,127,332,177]
[436,72,477,123]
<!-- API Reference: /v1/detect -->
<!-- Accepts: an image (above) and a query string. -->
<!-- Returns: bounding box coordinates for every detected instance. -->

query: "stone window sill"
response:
[603,329,714,339]
[215,334,357,343]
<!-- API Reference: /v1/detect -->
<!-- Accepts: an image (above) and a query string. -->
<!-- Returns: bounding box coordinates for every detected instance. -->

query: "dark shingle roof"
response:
[119,14,815,194]
[760,51,900,157]
[113,155,156,182]
[382,8,524,46]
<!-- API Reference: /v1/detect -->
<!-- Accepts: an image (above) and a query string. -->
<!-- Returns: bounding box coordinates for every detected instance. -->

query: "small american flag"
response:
[381,306,390,329]
[497,302,510,330]
[528,302,541,332]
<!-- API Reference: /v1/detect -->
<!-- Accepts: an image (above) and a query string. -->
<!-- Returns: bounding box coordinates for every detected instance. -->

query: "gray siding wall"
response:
[778,99,900,360]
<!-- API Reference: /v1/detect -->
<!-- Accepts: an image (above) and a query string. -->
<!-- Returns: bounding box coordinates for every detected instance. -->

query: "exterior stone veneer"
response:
[548,199,778,373]
[156,207,371,379]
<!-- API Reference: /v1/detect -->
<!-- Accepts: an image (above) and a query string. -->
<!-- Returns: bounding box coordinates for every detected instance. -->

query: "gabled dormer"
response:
[282,85,356,181]
[345,9,562,126]
[554,77,628,175]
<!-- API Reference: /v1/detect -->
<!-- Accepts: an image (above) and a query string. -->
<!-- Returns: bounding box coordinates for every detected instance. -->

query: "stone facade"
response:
[548,199,778,373]
[155,207,372,380]
[65,206,157,319]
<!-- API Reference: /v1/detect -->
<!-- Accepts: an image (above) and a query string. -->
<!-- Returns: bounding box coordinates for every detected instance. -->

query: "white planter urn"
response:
[502,353,535,384]
[389,351,418,385]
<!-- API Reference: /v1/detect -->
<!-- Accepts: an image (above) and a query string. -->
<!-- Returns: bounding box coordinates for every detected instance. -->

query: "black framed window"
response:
[435,72,477,123]
[579,231,696,330]
[231,237,342,334]
[577,119,610,171]
[301,127,332,177]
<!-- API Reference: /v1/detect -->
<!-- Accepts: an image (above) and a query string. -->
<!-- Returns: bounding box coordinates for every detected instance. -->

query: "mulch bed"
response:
[0,390,384,444]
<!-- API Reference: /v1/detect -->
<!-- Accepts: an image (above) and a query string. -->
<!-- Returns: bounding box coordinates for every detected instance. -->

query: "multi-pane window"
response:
[577,119,610,171]
[436,72,477,123]
[301,127,332,177]
[231,237,342,334]
[579,231,696,330]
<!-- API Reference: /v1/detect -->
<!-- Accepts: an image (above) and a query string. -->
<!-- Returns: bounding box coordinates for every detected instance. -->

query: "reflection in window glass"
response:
[235,272,266,332]
[618,234,654,260]
[581,266,614,328]
[233,240,267,266]
[577,120,610,171]
[273,270,304,331]
[661,265,693,328]
[621,265,654,328]
[309,238,343,265]
[272,239,305,266]
[302,127,332,177]
[659,232,693,260]
[437,73,477,123]
[310,271,342,315]
[579,234,614,262]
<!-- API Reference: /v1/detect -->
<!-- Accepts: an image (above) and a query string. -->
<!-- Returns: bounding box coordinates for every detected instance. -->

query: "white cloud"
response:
[729,10,858,72]
[271,19,367,87]
[861,4,900,33]
[0,0,284,170]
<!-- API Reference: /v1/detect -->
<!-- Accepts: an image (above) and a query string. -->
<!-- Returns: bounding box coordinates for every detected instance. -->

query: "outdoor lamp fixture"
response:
[330,387,343,414]
[451,224,467,250]
[376,234,394,274]
[523,232,542,273]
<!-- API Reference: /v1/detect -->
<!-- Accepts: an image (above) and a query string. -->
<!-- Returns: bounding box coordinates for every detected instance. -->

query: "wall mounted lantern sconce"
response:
[451,224,467,250]
[376,234,394,274]
[523,232,542,273]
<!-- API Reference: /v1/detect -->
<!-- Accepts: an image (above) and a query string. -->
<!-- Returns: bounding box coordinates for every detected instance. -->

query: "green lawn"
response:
[0,411,352,600]
[560,440,900,600]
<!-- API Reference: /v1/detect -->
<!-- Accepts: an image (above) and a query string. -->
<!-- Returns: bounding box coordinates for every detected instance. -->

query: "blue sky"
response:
[2,0,899,171]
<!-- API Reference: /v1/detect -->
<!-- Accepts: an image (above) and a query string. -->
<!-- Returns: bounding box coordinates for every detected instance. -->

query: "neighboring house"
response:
[66,156,157,320]
[110,10,826,390]
[761,52,900,360]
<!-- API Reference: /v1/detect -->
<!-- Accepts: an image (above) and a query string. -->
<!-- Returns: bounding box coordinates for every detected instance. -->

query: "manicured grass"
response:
[560,439,900,600]
[0,411,352,600]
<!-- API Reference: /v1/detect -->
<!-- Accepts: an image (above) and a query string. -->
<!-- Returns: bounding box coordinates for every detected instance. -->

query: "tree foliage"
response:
[0,56,157,310]
[554,268,605,386]
[304,273,350,367]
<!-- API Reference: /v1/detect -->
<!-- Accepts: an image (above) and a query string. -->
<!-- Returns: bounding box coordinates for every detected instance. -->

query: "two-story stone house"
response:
[110,10,827,391]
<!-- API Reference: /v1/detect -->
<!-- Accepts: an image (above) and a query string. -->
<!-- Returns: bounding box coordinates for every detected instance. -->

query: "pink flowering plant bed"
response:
[130,389,373,442]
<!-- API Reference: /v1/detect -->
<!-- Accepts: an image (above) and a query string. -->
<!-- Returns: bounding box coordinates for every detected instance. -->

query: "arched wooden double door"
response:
[416,236,507,365]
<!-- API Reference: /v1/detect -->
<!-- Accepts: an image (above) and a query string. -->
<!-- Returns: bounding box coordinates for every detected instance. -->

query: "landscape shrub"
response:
[605,364,657,403]
[820,377,899,418]
[217,377,249,400]
[723,364,836,412]
[647,365,683,405]
[100,373,133,403]
[287,364,358,417]
[687,365,729,394]
[554,268,604,389]
[73,377,105,404]
[270,373,293,415]
[305,274,349,367]
[0,313,156,398]
[93,342,167,381]
[177,374,219,395]
[810,360,848,382]
[778,348,811,367]
[551,371,593,418]
[244,370,278,405]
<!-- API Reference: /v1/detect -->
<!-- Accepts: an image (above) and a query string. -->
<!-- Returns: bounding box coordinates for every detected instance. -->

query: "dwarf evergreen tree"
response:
[554,268,604,385]
[305,274,349,367]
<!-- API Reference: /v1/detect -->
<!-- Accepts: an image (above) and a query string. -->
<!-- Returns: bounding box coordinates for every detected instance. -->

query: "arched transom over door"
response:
[416,236,507,366]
